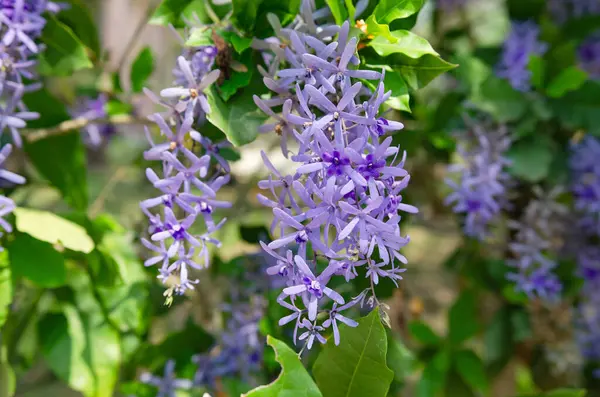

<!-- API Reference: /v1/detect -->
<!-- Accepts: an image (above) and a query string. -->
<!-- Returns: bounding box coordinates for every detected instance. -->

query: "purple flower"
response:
[497,21,547,92]
[570,136,600,237]
[0,143,25,246]
[578,34,600,79]
[548,0,600,24]
[140,360,193,397]
[255,4,416,348]
[69,93,115,147]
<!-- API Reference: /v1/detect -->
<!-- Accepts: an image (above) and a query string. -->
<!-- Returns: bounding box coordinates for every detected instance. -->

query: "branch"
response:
[22,114,153,143]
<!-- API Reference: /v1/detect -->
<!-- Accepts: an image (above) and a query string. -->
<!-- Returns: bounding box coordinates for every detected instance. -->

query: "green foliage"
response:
[150,0,207,27]
[507,136,555,183]
[325,0,349,25]
[408,320,442,345]
[130,47,155,93]
[546,66,588,98]
[453,349,489,394]
[313,309,394,397]
[470,75,529,123]
[372,0,424,24]
[38,15,93,76]
[0,345,15,397]
[24,132,88,211]
[447,290,478,346]
[386,330,415,385]
[8,233,67,288]
[14,208,95,253]
[57,0,101,57]
[0,253,11,329]
[232,0,301,37]
[244,336,322,397]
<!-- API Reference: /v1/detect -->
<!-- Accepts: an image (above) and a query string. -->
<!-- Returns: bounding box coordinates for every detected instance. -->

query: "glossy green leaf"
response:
[546,66,588,98]
[454,349,489,394]
[38,15,93,76]
[150,0,207,27]
[8,233,66,288]
[448,290,478,345]
[39,305,121,397]
[313,309,393,397]
[14,208,94,253]
[0,252,11,329]
[24,132,88,211]
[130,47,154,93]
[243,336,322,397]
[408,320,441,345]
[58,0,101,56]
[205,86,268,146]
[366,15,397,44]
[507,137,555,183]
[372,0,424,24]
[0,345,15,397]
[325,0,348,25]
[368,30,456,90]
[386,330,414,384]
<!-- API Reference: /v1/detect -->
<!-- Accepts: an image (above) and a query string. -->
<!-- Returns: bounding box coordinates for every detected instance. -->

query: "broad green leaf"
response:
[205,86,268,146]
[39,15,93,76]
[24,132,88,211]
[383,70,410,112]
[218,51,254,101]
[39,307,95,395]
[408,320,441,345]
[368,30,456,90]
[243,336,322,397]
[454,349,489,394]
[372,0,424,24]
[39,305,121,397]
[386,330,414,384]
[470,75,528,123]
[232,0,262,32]
[550,81,600,136]
[325,0,348,25]
[0,345,15,397]
[507,137,555,183]
[546,66,588,98]
[58,0,101,56]
[416,350,448,397]
[8,233,66,288]
[21,88,70,129]
[365,15,397,44]
[448,290,478,345]
[130,47,155,93]
[186,27,213,47]
[150,0,207,27]
[313,309,393,397]
[0,252,11,329]
[219,30,253,53]
[14,208,94,253]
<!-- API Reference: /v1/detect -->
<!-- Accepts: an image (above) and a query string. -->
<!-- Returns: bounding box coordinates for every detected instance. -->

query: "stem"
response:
[22,114,153,143]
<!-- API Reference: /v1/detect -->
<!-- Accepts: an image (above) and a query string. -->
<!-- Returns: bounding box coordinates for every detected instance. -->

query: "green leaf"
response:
[205,85,268,146]
[417,350,449,397]
[484,307,513,372]
[386,330,414,384]
[218,30,253,53]
[372,0,424,24]
[325,0,348,25]
[546,66,588,98]
[232,0,262,32]
[186,27,213,47]
[510,308,532,342]
[150,0,207,27]
[0,252,11,329]
[130,47,155,93]
[38,15,92,76]
[550,81,600,136]
[24,132,88,211]
[408,320,441,345]
[470,75,528,122]
[0,345,15,397]
[364,65,410,111]
[243,336,322,397]
[21,88,70,129]
[454,349,489,394]
[448,290,478,345]
[528,55,545,90]
[345,0,356,24]
[14,208,94,253]
[8,233,66,288]
[313,309,394,397]
[365,15,397,44]
[58,0,101,56]
[39,305,121,397]
[507,137,555,183]
[218,51,254,101]
[368,30,456,90]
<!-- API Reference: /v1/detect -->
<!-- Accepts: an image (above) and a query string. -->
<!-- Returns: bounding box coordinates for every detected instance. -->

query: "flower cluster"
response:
[575,246,600,364]
[548,0,600,24]
[193,295,266,387]
[252,6,416,349]
[140,34,229,298]
[578,34,600,79]
[69,93,116,147]
[570,135,600,237]
[496,21,547,92]
[445,119,511,240]
[506,187,568,302]
[0,143,25,248]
